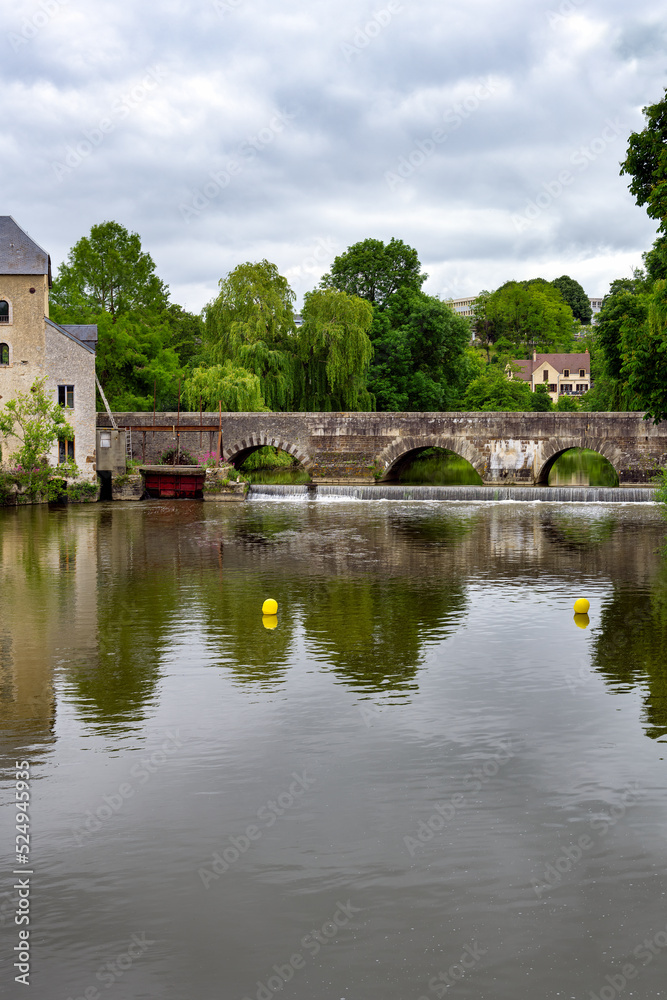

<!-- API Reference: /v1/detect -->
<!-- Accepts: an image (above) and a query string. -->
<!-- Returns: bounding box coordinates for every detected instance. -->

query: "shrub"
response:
[158,447,197,466]
[66,480,99,502]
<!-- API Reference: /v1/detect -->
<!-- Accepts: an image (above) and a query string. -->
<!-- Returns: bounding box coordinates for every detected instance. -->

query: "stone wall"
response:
[0,273,49,459]
[45,322,97,480]
[100,411,667,485]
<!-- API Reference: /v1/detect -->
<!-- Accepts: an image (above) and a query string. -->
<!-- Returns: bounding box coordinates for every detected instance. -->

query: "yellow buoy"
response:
[573,613,590,629]
[262,598,278,616]
[573,598,590,615]
[262,615,278,630]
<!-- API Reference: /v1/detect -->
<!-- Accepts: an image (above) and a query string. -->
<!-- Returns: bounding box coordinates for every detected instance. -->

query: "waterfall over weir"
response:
[248,484,657,502]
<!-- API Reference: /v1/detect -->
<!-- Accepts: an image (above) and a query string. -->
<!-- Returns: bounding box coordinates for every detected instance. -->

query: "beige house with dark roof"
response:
[0,216,97,479]
[509,351,591,403]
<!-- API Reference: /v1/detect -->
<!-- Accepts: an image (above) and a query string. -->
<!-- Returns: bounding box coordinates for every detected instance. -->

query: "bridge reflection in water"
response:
[2,500,667,741]
[4,498,667,998]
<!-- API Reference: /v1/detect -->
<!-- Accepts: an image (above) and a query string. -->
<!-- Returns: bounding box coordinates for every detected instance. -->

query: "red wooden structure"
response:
[143,472,205,499]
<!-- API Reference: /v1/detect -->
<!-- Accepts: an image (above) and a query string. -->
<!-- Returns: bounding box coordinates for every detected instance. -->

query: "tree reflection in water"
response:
[591,561,667,740]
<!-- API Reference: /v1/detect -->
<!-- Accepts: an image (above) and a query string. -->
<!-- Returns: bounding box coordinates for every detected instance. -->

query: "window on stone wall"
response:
[0,343,8,365]
[543,370,549,381]
[58,385,74,408]
[549,383,556,393]
[0,300,9,324]
[59,439,75,463]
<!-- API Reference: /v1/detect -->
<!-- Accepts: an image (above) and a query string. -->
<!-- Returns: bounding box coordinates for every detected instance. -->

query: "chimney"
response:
[532,350,537,361]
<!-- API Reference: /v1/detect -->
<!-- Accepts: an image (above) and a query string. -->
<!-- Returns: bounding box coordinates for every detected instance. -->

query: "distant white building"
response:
[447,296,477,317]
[589,297,603,323]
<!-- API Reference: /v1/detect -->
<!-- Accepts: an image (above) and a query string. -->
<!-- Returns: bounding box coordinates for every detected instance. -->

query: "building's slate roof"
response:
[0,216,51,280]
[512,353,590,381]
[45,318,96,355]
[60,324,98,349]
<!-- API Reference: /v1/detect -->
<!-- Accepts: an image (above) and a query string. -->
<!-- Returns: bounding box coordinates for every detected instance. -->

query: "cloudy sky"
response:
[4,0,666,311]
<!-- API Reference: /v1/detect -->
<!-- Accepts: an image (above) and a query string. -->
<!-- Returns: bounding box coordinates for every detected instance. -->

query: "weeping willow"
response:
[183,362,267,412]
[203,260,297,410]
[297,289,374,411]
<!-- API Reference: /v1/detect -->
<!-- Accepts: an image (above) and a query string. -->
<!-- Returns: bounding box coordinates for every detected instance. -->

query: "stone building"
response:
[509,351,591,403]
[0,217,97,479]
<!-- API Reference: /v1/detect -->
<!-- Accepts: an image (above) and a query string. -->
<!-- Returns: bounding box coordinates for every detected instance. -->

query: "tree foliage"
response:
[320,238,426,306]
[183,362,267,412]
[550,275,592,324]
[485,280,575,355]
[51,221,169,318]
[621,88,667,233]
[50,221,190,411]
[204,260,297,410]
[297,289,374,410]
[461,362,534,411]
[85,311,182,411]
[367,288,471,410]
[471,290,504,361]
[0,378,73,495]
[622,279,667,423]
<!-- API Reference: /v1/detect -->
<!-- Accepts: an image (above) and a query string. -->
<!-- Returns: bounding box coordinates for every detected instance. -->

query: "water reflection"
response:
[591,575,667,739]
[548,447,619,486]
[303,576,467,693]
[390,509,481,546]
[542,512,618,550]
[196,571,294,687]
[393,447,483,485]
[3,501,667,740]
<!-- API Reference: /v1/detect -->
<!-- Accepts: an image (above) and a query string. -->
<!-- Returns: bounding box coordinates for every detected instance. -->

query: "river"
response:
[1,497,667,999]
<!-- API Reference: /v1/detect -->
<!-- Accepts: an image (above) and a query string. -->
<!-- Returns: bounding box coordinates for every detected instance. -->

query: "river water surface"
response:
[2,498,667,1000]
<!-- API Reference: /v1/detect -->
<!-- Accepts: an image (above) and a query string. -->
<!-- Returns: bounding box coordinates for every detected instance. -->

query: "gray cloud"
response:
[2,0,666,310]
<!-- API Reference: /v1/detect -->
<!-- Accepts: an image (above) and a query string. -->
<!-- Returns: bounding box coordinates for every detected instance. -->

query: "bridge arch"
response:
[223,434,311,470]
[376,435,487,482]
[536,437,622,485]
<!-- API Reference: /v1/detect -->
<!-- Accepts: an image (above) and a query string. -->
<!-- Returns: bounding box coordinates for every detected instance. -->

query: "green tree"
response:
[471,290,504,361]
[51,221,169,318]
[592,282,648,410]
[622,279,667,422]
[91,311,182,411]
[296,289,374,410]
[367,288,471,411]
[165,303,204,368]
[461,362,533,411]
[551,275,592,324]
[620,88,667,234]
[320,237,426,306]
[531,383,554,411]
[183,362,267,412]
[203,260,297,410]
[555,394,579,411]
[0,378,73,496]
[488,279,576,354]
[51,222,182,411]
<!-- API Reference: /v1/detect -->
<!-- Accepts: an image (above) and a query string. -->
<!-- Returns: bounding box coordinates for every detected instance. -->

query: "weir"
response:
[248,484,658,502]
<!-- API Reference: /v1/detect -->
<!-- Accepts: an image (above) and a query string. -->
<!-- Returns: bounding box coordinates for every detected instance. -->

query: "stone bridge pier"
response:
[101,411,667,486]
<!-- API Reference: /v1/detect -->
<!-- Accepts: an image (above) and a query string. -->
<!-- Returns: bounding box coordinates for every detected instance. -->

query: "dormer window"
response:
[0,300,10,324]
[579,369,585,377]
[0,342,8,365]
[563,368,570,378]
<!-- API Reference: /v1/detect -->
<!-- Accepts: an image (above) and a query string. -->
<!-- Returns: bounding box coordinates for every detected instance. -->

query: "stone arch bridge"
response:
[102,411,667,485]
